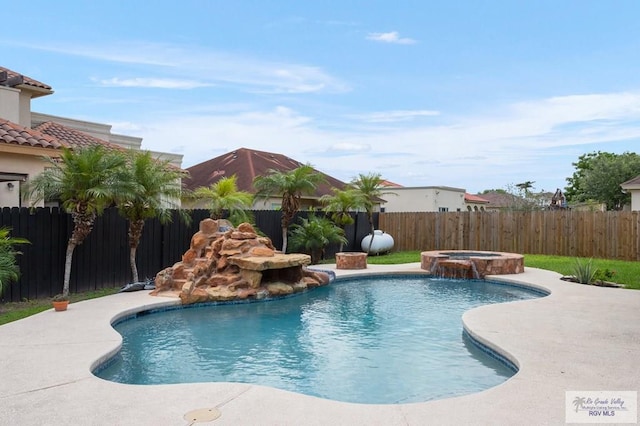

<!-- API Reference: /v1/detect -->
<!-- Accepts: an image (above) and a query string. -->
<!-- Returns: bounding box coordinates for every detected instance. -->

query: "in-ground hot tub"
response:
[421,250,524,279]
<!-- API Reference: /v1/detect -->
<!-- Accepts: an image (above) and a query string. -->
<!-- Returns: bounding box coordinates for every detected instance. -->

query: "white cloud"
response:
[97,77,214,89]
[366,31,417,44]
[351,110,440,123]
[100,92,640,192]
[14,40,349,94]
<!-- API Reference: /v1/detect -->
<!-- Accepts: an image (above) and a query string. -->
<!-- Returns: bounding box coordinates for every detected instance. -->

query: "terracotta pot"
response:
[52,301,69,312]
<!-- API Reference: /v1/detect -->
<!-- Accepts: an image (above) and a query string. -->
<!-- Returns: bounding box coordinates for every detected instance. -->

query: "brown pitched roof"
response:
[621,175,640,187]
[476,191,518,208]
[0,119,64,150]
[185,147,347,196]
[34,121,125,151]
[0,66,52,91]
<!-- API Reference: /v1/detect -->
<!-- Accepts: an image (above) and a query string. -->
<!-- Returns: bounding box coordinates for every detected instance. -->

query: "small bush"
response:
[593,268,616,283]
[572,257,597,284]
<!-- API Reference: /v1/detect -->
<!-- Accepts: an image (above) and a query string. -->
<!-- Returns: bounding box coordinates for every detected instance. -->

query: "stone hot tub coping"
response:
[421,250,525,279]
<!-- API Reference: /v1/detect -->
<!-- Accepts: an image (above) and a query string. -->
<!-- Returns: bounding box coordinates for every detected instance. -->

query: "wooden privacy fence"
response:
[379,210,640,261]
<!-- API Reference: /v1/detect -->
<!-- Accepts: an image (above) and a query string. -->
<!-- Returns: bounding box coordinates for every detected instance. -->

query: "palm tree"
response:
[350,172,393,253]
[289,214,347,264]
[117,151,189,283]
[27,146,130,297]
[253,164,327,253]
[0,227,29,296]
[191,175,254,220]
[515,181,535,196]
[320,188,363,252]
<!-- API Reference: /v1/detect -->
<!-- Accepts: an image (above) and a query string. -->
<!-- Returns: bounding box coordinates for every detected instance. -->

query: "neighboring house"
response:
[184,147,348,210]
[464,193,490,211]
[0,66,182,208]
[378,183,491,213]
[475,191,519,211]
[380,186,468,212]
[621,175,640,211]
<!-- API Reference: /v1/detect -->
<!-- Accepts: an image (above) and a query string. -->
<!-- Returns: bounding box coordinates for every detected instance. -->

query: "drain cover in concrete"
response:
[184,408,221,424]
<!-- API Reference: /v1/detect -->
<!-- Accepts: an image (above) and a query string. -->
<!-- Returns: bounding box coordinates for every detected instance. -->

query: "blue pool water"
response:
[95,275,543,404]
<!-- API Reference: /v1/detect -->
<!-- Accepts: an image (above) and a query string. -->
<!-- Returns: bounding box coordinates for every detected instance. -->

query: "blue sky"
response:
[3,1,640,194]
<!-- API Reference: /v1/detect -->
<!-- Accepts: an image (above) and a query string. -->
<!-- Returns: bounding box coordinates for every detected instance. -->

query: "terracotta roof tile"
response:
[0,119,64,149]
[185,147,346,196]
[464,193,489,203]
[34,121,125,152]
[380,179,403,188]
[0,66,52,91]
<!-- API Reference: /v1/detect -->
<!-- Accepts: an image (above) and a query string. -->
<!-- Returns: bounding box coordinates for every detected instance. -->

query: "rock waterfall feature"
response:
[151,219,331,304]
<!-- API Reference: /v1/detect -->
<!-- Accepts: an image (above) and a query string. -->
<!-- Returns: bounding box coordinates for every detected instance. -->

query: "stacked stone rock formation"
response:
[151,219,331,304]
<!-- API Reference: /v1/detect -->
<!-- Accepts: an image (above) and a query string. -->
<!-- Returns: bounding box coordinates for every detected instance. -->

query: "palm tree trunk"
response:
[367,213,375,253]
[282,226,288,253]
[339,225,347,252]
[128,219,145,283]
[130,246,139,284]
[63,241,76,297]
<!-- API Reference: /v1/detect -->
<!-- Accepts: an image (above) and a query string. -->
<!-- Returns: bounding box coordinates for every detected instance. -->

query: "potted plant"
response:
[52,294,70,311]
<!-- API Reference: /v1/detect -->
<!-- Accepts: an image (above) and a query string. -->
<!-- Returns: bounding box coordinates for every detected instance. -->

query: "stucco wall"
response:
[0,152,49,207]
[381,187,466,212]
[630,190,640,211]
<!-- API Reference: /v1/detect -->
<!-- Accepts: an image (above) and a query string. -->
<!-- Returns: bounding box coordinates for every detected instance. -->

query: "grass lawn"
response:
[2,252,638,326]
[365,251,640,290]
[0,287,119,326]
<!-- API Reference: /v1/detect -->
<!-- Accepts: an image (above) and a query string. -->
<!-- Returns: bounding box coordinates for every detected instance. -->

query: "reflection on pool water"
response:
[95,275,544,404]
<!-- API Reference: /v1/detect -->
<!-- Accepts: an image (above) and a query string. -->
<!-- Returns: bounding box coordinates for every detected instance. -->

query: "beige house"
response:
[380,186,488,212]
[621,175,640,211]
[0,66,182,208]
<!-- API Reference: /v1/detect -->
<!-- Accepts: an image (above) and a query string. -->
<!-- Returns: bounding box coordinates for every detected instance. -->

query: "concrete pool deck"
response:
[1,264,638,425]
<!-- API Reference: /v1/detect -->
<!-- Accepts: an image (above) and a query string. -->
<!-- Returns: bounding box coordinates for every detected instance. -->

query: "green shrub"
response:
[572,257,596,284]
[592,268,616,282]
[0,227,30,296]
[289,214,347,264]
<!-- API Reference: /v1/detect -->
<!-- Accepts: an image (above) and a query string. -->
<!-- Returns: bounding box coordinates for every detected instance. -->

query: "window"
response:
[438,207,449,212]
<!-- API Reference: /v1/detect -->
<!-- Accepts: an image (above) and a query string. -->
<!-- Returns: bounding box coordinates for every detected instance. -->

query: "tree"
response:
[253,164,326,253]
[27,146,130,297]
[515,181,535,196]
[191,175,254,220]
[0,227,29,296]
[320,188,364,252]
[565,151,640,210]
[350,173,393,253]
[117,151,189,283]
[289,214,347,264]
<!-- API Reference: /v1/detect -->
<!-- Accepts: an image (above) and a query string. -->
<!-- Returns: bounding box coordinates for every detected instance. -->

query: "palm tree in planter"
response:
[27,146,130,297]
[253,164,326,253]
[289,214,347,264]
[117,150,190,284]
[320,188,364,252]
[191,175,254,223]
[0,227,29,297]
[350,172,393,253]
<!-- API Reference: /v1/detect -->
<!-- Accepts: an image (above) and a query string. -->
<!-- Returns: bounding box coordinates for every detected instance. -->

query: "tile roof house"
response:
[474,191,519,211]
[0,66,182,208]
[464,193,490,211]
[621,175,640,211]
[185,147,348,210]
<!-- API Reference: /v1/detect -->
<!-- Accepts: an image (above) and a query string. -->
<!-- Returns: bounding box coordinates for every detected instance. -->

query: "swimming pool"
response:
[95,275,544,404]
